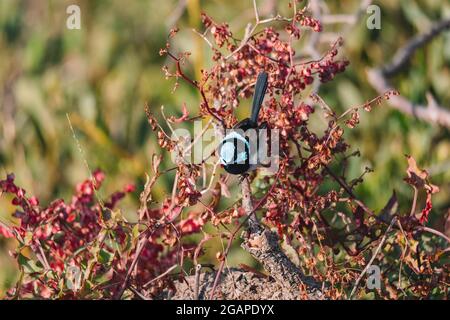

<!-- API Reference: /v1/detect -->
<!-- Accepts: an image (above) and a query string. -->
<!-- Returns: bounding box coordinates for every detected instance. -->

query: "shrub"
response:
[0,1,447,300]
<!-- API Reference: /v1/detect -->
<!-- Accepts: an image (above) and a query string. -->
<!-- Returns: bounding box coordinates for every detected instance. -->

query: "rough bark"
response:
[239,177,324,299]
[163,177,325,300]
[163,268,309,300]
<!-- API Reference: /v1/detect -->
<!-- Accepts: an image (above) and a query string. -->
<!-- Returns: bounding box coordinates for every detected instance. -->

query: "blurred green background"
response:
[0,0,449,295]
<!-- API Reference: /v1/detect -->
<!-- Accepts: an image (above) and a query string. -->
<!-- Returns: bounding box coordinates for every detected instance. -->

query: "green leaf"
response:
[98,248,114,265]
[17,253,43,274]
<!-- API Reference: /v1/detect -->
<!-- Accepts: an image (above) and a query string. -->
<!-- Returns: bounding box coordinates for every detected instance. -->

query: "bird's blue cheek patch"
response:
[235,150,247,163]
[220,142,235,165]
[219,132,250,165]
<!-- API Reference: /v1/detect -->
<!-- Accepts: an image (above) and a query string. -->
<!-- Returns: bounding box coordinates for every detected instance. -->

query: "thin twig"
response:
[114,207,184,299]
[194,264,202,300]
[166,52,223,124]
[143,264,178,288]
[368,69,450,128]
[192,28,213,49]
[417,226,450,243]
[409,186,418,217]
[324,165,376,217]
[129,285,150,300]
[224,0,292,60]
[349,216,397,299]
[200,159,220,195]
[66,113,105,208]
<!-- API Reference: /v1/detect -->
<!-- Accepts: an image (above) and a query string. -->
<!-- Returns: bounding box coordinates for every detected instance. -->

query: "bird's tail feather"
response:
[250,71,268,124]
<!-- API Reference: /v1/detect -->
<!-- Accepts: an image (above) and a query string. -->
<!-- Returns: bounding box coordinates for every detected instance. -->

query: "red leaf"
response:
[420,192,433,224]
[0,225,14,238]
[66,212,77,223]
[168,103,189,123]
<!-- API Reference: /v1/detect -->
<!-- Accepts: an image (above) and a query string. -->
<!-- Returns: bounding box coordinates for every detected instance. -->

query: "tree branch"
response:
[367,69,450,128]
[382,19,450,77]
[367,18,450,128]
[239,177,325,299]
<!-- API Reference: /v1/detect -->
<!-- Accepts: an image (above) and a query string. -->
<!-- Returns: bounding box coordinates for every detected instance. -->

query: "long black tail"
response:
[250,71,268,124]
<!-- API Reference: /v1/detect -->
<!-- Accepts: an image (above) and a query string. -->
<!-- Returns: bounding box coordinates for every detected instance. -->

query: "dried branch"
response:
[368,69,450,128]
[382,19,450,77]
[143,264,178,288]
[164,268,301,299]
[194,264,202,300]
[243,176,325,299]
[224,0,292,60]
[417,226,450,244]
[208,171,283,299]
[367,18,450,128]
[166,51,223,124]
[241,226,325,299]
[240,177,261,233]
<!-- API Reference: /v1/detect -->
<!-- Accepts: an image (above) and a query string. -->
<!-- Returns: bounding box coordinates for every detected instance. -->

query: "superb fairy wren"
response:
[218,71,269,175]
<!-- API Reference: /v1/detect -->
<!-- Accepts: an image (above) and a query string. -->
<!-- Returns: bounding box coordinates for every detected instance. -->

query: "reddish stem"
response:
[167,52,223,124]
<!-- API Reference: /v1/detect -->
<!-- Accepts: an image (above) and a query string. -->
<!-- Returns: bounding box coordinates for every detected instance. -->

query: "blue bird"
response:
[218,71,269,175]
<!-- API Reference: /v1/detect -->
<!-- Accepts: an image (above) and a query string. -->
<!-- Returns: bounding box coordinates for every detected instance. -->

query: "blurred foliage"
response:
[0,0,449,296]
